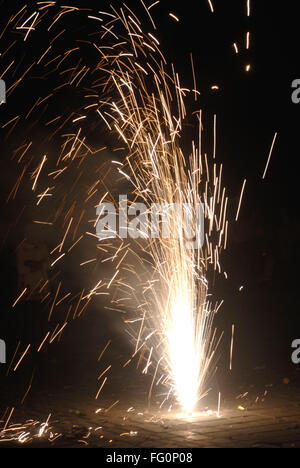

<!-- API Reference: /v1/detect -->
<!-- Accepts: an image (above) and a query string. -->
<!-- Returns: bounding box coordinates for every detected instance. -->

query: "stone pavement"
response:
[1,305,299,448]
[1,367,300,448]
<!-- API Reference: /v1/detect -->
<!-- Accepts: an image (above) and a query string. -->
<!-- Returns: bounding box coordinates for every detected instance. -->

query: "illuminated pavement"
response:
[1,307,300,448]
[1,363,300,448]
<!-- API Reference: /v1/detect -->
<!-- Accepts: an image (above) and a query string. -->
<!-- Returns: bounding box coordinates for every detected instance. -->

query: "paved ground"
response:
[1,307,300,448]
[1,384,300,448]
[1,361,299,447]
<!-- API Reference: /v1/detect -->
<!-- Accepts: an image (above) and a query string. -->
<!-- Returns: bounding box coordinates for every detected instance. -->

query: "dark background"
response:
[0,0,299,411]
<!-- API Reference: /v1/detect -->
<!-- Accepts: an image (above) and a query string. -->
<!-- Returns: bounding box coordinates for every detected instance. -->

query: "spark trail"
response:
[0,1,231,415]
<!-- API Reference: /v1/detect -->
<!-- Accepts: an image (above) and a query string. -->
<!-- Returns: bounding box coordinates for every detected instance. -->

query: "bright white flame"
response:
[167,292,199,414]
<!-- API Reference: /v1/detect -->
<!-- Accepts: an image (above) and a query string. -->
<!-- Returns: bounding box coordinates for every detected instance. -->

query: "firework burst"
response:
[0,1,230,417]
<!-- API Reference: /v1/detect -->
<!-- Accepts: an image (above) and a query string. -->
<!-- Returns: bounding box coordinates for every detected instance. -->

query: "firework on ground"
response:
[0,1,241,416]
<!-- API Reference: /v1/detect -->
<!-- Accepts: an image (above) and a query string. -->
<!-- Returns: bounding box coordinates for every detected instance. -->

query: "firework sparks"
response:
[247,0,251,17]
[207,0,214,14]
[246,31,250,50]
[262,132,278,180]
[90,10,228,413]
[235,179,247,222]
[233,43,239,54]
[0,0,235,419]
[230,324,235,371]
